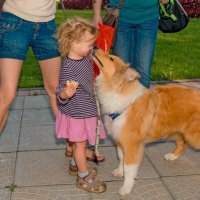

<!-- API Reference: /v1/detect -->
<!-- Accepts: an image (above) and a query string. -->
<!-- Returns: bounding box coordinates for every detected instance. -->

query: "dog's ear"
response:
[125,67,141,81]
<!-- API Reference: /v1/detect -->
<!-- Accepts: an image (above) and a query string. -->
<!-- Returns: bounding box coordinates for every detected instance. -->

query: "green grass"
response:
[18,10,200,88]
[152,18,200,81]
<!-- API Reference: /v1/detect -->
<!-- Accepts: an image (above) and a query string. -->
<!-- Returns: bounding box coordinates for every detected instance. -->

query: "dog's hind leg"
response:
[118,141,144,196]
[164,134,187,161]
[183,114,200,150]
[112,144,124,177]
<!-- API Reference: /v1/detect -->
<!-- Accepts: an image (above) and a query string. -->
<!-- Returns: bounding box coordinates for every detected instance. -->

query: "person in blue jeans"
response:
[92,0,168,88]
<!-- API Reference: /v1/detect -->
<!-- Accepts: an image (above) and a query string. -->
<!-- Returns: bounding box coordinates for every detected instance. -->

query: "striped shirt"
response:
[56,57,97,118]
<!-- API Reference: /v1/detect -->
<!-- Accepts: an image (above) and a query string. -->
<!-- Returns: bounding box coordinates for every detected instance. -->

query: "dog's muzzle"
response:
[92,51,104,68]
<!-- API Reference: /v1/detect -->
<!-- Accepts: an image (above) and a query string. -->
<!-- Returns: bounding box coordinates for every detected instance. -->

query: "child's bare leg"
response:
[73,141,87,172]
[65,140,74,157]
[74,141,106,193]
[66,141,105,161]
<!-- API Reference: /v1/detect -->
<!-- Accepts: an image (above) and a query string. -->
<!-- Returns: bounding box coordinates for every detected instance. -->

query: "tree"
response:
[179,0,200,17]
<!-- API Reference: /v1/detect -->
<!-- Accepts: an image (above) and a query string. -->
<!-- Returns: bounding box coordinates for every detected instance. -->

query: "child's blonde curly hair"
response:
[57,17,98,57]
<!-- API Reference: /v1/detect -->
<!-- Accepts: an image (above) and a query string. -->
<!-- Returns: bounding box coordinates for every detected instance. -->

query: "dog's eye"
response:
[109,57,114,62]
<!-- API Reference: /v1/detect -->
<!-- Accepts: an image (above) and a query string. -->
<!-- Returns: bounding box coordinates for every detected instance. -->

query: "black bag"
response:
[103,0,125,49]
[159,0,189,33]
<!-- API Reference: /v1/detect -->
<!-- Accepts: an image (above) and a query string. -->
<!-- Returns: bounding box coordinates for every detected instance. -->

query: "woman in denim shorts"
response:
[0,0,61,132]
[0,0,104,162]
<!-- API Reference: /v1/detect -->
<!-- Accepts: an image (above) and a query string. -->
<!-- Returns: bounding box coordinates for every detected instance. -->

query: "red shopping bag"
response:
[96,23,115,51]
[94,23,115,78]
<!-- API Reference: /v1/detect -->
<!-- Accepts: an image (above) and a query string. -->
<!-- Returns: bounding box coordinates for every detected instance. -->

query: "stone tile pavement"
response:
[1,81,200,200]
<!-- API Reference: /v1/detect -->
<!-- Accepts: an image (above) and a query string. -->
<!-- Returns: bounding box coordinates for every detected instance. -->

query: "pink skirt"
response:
[55,111,106,145]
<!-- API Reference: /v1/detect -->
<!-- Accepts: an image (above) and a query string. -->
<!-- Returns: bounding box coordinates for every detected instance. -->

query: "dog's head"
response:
[92,48,140,87]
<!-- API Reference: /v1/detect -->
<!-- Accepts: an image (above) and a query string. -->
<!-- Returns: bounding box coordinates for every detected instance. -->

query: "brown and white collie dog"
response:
[92,48,200,196]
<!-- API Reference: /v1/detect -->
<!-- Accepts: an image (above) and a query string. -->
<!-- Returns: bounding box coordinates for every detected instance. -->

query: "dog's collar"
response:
[109,113,120,120]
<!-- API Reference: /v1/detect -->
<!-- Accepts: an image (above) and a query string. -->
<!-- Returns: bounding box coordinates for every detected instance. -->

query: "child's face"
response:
[71,31,96,59]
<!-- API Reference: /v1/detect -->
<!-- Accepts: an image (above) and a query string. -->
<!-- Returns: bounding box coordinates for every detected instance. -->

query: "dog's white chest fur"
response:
[96,75,145,114]
[96,75,145,139]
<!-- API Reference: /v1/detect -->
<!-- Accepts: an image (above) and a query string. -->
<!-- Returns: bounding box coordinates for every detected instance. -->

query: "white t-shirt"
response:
[3,0,56,22]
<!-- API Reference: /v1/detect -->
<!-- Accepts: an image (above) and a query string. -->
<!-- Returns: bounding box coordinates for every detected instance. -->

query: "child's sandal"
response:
[76,171,107,193]
[86,152,105,162]
[65,150,73,158]
[69,163,98,176]
[65,149,105,162]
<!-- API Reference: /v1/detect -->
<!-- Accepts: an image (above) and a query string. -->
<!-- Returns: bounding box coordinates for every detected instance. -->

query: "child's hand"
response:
[66,85,76,98]
[59,81,78,100]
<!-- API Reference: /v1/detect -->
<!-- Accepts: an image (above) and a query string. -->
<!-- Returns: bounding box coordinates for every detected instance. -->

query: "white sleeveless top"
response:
[3,0,56,22]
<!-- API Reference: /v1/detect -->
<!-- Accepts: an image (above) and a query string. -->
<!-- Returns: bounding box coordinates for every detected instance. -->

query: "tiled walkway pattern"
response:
[1,81,200,200]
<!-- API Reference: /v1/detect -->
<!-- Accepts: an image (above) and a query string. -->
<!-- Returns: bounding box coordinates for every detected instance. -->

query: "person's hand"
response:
[92,14,102,29]
[160,0,169,4]
[59,85,77,100]
[92,0,103,29]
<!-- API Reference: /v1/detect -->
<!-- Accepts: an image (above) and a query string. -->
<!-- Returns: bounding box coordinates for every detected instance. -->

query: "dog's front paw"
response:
[119,185,131,196]
[112,168,124,177]
[164,153,178,161]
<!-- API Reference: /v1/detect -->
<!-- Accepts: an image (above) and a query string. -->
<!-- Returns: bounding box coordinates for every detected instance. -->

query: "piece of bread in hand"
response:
[66,80,79,89]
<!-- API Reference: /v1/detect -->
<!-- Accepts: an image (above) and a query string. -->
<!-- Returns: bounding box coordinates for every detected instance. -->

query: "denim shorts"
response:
[0,12,60,60]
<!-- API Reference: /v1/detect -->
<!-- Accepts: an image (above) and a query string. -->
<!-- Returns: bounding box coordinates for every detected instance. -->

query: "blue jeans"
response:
[113,18,159,88]
[0,12,60,60]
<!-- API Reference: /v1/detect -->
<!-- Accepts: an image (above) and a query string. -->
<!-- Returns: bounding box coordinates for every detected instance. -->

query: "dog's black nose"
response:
[93,46,99,50]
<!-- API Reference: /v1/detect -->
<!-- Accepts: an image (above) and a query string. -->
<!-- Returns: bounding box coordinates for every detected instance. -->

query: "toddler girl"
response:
[55,18,107,193]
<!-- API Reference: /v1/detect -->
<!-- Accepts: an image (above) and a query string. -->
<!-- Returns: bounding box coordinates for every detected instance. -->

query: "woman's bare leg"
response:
[0,58,23,133]
[39,56,61,116]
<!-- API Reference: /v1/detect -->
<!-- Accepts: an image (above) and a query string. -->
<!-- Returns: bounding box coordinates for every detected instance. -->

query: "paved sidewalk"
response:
[1,81,200,200]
